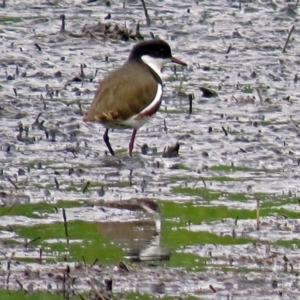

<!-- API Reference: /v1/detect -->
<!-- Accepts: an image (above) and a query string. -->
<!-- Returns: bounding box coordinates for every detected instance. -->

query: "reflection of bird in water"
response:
[135,200,170,262]
[138,232,170,262]
[119,198,169,262]
[95,198,169,261]
[94,198,161,232]
[91,198,160,214]
[137,198,161,234]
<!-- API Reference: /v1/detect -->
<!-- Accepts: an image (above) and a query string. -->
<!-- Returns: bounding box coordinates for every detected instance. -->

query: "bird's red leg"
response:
[129,129,137,157]
[103,128,115,156]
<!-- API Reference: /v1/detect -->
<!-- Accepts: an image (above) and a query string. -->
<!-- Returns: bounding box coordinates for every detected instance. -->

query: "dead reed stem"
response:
[140,0,151,26]
[282,25,295,53]
[256,199,260,230]
[62,208,69,248]
[256,88,263,102]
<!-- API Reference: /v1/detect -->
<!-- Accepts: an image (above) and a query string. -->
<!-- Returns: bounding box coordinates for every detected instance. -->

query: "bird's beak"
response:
[171,56,187,66]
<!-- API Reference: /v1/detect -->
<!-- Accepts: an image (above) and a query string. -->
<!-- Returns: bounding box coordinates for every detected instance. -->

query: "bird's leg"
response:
[103,128,115,156]
[129,129,137,157]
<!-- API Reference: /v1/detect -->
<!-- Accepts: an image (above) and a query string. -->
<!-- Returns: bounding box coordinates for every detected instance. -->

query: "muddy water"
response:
[1,0,300,298]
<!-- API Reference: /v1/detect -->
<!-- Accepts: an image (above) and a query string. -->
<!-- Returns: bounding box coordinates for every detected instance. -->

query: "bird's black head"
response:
[128,39,187,74]
[129,39,173,61]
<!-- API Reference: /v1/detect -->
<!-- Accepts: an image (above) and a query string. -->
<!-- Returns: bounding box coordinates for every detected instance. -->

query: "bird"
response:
[83,39,187,156]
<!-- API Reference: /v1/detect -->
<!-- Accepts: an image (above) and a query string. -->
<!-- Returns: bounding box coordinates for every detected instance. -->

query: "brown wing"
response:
[83,61,158,123]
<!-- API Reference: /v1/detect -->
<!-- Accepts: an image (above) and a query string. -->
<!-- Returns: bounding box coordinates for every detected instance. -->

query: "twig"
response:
[226,44,232,54]
[15,279,24,291]
[6,272,10,294]
[256,88,263,102]
[24,236,41,248]
[66,264,70,275]
[60,14,66,33]
[221,126,228,136]
[209,284,217,293]
[41,94,46,109]
[78,102,83,115]
[282,25,295,53]
[192,180,198,189]
[80,64,85,78]
[140,0,151,26]
[62,271,66,297]
[54,177,59,190]
[163,119,167,133]
[105,278,113,292]
[6,204,16,214]
[39,247,43,264]
[62,208,69,248]
[0,251,7,260]
[34,43,42,51]
[235,216,239,225]
[7,176,18,190]
[232,95,238,102]
[87,279,106,300]
[201,177,206,189]
[35,112,42,124]
[82,181,90,193]
[173,65,177,77]
[91,258,99,268]
[256,199,260,230]
[7,252,14,271]
[188,93,193,114]
[82,255,86,266]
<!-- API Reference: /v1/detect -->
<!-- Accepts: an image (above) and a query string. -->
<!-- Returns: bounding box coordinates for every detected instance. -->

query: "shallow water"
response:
[1,0,300,298]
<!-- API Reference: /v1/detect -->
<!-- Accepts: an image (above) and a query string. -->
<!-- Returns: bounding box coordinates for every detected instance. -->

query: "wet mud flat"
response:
[1,0,300,299]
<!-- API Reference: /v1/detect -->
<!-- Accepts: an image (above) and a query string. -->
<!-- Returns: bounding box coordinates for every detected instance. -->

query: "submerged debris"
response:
[59,14,144,41]
[199,86,218,98]
[162,142,180,158]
